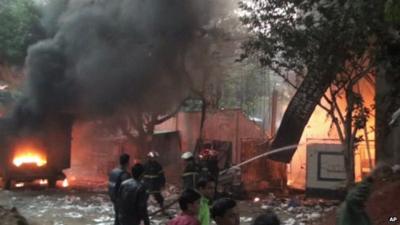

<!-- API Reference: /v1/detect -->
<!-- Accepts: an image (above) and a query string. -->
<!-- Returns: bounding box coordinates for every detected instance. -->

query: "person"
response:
[143,151,166,211]
[210,198,240,225]
[252,210,280,225]
[118,163,150,225]
[196,177,215,225]
[108,153,131,225]
[167,188,201,225]
[199,144,220,181]
[337,163,393,225]
[182,151,201,190]
[198,145,220,196]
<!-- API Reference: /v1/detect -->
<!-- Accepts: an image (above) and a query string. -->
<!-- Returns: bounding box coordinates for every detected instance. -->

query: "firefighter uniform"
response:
[143,159,166,208]
[199,149,220,181]
[182,159,201,190]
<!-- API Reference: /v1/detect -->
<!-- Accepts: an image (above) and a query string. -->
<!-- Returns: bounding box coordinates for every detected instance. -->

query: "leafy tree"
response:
[0,0,45,114]
[0,0,44,64]
[0,65,24,114]
[239,0,387,185]
[183,0,281,138]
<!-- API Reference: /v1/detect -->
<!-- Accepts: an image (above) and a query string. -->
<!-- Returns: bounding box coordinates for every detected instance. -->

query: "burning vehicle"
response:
[0,0,207,190]
[0,114,72,189]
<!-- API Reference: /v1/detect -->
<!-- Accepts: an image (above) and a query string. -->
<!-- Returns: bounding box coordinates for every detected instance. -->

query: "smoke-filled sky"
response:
[12,0,209,129]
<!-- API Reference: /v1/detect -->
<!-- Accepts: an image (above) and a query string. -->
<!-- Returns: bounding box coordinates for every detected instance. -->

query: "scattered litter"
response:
[64,212,83,218]
[240,217,253,223]
[284,218,296,225]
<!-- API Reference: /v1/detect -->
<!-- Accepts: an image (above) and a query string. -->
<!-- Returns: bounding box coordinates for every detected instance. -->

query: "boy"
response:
[210,198,240,225]
[168,189,201,225]
[196,178,215,225]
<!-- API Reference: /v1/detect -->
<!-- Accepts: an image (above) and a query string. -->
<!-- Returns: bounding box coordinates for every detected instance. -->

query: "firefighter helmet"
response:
[181,151,194,160]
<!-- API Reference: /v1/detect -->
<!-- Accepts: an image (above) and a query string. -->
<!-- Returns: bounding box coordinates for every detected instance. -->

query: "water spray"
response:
[220,143,305,174]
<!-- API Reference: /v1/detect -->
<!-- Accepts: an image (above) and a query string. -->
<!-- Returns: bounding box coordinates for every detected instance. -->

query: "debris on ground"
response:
[0,183,343,225]
[241,192,339,225]
[0,205,29,225]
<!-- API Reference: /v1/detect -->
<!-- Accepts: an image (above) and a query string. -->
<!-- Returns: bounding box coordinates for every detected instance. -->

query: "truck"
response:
[0,114,73,189]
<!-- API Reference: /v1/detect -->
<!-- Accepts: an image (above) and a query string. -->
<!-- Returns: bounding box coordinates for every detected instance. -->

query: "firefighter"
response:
[108,153,131,225]
[142,151,166,211]
[181,151,201,190]
[199,147,219,182]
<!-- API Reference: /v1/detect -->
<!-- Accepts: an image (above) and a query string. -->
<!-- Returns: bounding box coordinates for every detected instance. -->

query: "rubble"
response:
[0,185,340,225]
[240,217,253,223]
[249,193,339,225]
[283,218,296,225]
[0,205,29,225]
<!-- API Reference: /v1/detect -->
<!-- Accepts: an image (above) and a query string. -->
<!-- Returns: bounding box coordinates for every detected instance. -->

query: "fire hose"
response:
[150,145,301,217]
[149,144,303,216]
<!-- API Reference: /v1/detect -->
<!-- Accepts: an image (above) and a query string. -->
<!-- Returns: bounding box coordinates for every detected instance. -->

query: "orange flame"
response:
[13,151,47,167]
[62,179,69,188]
[39,179,48,185]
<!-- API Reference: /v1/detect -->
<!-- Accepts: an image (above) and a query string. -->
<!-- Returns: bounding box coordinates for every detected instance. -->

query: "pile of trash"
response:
[0,205,29,225]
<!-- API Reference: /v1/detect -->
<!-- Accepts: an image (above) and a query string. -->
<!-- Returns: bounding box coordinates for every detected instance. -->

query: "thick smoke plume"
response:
[9,0,207,133]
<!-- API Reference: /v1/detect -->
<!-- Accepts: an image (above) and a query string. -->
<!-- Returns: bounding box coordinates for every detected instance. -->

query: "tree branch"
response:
[152,97,189,125]
[330,86,346,125]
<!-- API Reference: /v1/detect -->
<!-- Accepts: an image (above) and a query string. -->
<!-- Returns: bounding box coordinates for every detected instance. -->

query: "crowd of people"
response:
[107,151,281,225]
[108,151,390,225]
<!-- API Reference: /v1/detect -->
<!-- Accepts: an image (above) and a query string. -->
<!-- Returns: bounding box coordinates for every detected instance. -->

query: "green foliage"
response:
[219,62,270,116]
[238,0,394,140]
[385,0,400,23]
[0,0,44,64]
[238,0,394,184]
[239,0,384,76]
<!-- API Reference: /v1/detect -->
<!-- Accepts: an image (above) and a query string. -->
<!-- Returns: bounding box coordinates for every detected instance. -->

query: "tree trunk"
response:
[344,87,355,187]
[199,97,207,140]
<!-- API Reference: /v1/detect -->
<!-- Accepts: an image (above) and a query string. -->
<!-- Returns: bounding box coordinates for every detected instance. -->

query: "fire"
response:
[13,151,47,167]
[62,179,69,188]
[39,179,48,185]
[15,183,24,188]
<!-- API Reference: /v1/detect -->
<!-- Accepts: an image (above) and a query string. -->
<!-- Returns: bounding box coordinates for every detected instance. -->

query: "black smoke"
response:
[8,0,208,133]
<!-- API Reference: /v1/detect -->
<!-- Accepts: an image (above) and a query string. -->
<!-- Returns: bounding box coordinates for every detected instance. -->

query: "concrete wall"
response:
[156,109,286,190]
[156,109,266,164]
[64,110,278,187]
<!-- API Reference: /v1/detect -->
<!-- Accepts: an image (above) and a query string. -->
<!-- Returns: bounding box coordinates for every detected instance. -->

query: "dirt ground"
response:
[0,184,337,225]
